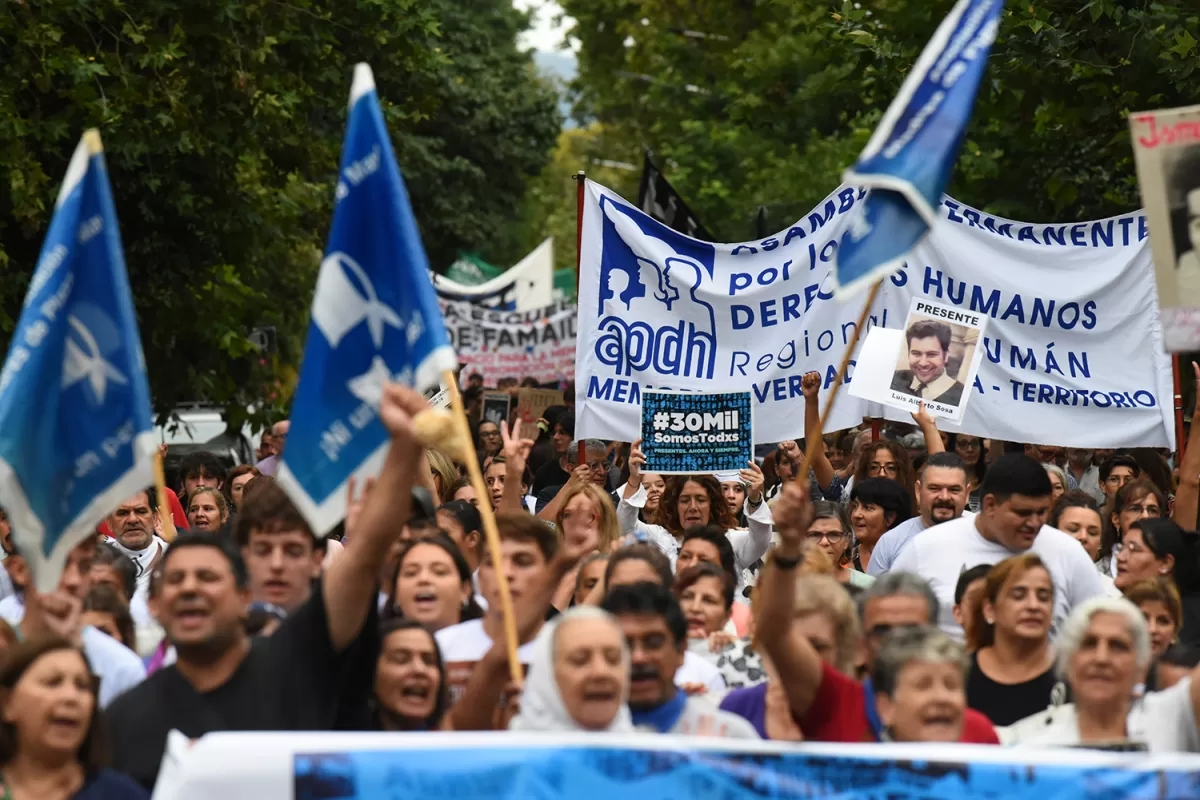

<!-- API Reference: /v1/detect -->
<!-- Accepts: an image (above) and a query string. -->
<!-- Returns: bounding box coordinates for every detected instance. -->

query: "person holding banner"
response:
[619,443,772,590]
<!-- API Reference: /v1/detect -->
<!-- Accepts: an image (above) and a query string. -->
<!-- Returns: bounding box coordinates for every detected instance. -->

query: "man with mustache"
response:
[105,385,435,791]
[892,454,1106,640]
[602,582,757,737]
[868,453,971,576]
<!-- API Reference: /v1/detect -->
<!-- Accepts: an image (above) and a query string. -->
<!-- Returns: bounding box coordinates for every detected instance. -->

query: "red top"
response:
[97,488,189,539]
[799,661,999,744]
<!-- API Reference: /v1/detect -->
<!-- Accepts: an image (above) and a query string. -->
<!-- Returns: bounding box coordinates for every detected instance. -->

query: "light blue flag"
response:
[834,0,1004,296]
[0,130,155,590]
[278,64,457,534]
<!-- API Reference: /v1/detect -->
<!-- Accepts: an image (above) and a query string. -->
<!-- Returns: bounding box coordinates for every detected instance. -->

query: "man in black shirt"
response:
[530,412,575,494]
[106,385,433,790]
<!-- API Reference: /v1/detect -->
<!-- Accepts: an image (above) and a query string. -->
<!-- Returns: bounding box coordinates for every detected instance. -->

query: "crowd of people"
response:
[2,367,1200,797]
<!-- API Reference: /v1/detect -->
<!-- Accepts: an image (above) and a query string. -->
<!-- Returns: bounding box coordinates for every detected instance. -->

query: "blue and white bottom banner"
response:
[152,732,1200,800]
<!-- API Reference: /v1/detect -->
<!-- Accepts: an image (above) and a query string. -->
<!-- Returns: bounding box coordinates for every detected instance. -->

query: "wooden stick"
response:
[442,370,523,685]
[152,449,177,542]
[795,280,883,483]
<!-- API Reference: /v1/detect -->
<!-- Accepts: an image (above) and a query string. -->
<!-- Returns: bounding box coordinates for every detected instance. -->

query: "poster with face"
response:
[1129,105,1200,351]
[850,297,988,424]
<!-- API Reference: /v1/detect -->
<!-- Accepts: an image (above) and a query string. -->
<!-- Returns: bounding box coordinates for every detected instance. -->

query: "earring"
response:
[985,616,994,625]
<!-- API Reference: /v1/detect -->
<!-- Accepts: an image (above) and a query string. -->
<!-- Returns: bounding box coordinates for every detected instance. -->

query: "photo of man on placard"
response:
[1168,148,1200,305]
[889,319,966,406]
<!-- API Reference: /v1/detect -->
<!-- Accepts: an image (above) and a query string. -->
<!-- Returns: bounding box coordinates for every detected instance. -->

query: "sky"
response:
[513,0,576,53]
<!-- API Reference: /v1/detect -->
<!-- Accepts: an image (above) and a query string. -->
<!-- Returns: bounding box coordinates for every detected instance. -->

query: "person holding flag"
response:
[0,130,156,607]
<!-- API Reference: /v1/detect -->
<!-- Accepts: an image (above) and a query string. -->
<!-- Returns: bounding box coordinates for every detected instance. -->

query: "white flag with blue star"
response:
[278,64,457,534]
[0,130,155,590]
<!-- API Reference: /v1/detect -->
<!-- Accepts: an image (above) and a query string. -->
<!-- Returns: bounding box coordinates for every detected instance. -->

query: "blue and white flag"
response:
[278,64,457,534]
[834,0,1004,296]
[0,131,155,590]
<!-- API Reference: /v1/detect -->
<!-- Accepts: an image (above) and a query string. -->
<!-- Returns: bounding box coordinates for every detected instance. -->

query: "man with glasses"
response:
[255,420,290,477]
[534,439,610,514]
[868,453,971,576]
[892,454,1105,640]
[755,482,998,743]
[1099,453,1140,505]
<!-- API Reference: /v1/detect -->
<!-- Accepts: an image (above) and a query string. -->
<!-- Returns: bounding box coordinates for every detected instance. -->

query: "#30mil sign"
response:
[640,390,754,474]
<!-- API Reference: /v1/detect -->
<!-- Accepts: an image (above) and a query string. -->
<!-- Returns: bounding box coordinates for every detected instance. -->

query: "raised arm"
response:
[1174,362,1200,531]
[756,482,825,720]
[446,513,599,730]
[322,385,425,651]
[727,461,772,568]
[800,371,836,490]
[912,403,945,455]
[499,420,536,513]
[536,465,591,521]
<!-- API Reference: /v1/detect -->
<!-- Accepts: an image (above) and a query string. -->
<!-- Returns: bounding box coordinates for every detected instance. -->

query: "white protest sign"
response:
[440,298,576,384]
[576,180,1174,448]
[850,297,989,423]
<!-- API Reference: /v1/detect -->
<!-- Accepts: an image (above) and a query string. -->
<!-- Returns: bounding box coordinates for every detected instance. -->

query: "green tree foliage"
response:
[562,0,1199,238]
[0,0,560,424]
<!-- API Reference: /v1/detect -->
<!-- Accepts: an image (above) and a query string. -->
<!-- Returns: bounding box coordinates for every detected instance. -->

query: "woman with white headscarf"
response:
[510,606,634,732]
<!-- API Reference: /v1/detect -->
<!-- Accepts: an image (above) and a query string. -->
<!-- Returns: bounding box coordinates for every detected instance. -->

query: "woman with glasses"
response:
[1104,478,1167,577]
[948,434,987,512]
[966,554,1061,726]
[475,420,503,460]
[1113,517,1200,646]
[619,440,771,591]
[806,501,873,589]
[850,442,916,499]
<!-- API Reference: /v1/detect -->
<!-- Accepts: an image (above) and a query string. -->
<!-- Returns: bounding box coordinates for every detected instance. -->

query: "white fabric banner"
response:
[433,237,554,311]
[576,181,1175,448]
[441,298,576,384]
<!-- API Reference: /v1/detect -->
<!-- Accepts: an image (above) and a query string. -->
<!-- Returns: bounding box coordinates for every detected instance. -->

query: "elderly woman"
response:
[873,625,970,742]
[1044,464,1068,506]
[509,607,632,732]
[1005,596,1200,750]
[720,572,860,740]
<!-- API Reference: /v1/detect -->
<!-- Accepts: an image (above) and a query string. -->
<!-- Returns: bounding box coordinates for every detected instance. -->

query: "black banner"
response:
[637,151,713,241]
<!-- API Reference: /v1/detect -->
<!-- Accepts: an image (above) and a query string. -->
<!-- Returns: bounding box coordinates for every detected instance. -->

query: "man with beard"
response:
[105,385,432,791]
[602,582,757,737]
[868,453,970,576]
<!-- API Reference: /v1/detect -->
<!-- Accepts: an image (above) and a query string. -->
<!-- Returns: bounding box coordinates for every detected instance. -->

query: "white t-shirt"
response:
[659,695,759,738]
[81,626,147,708]
[436,617,539,705]
[1005,677,1200,752]
[891,515,1106,640]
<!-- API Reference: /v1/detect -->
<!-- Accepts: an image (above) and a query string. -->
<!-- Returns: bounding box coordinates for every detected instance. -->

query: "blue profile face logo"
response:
[594,195,719,382]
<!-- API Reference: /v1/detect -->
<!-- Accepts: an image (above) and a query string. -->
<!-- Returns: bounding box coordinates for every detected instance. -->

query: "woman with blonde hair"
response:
[555,481,620,555]
[1124,577,1183,690]
[425,448,458,504]
[186,487,229,533]
[966,554,1060,726]
[720,569,861,740]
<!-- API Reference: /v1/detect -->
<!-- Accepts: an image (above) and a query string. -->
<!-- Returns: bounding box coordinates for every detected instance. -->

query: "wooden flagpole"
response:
[441,370,522,684]
[795,281,883,483]
[152,449,177,542]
